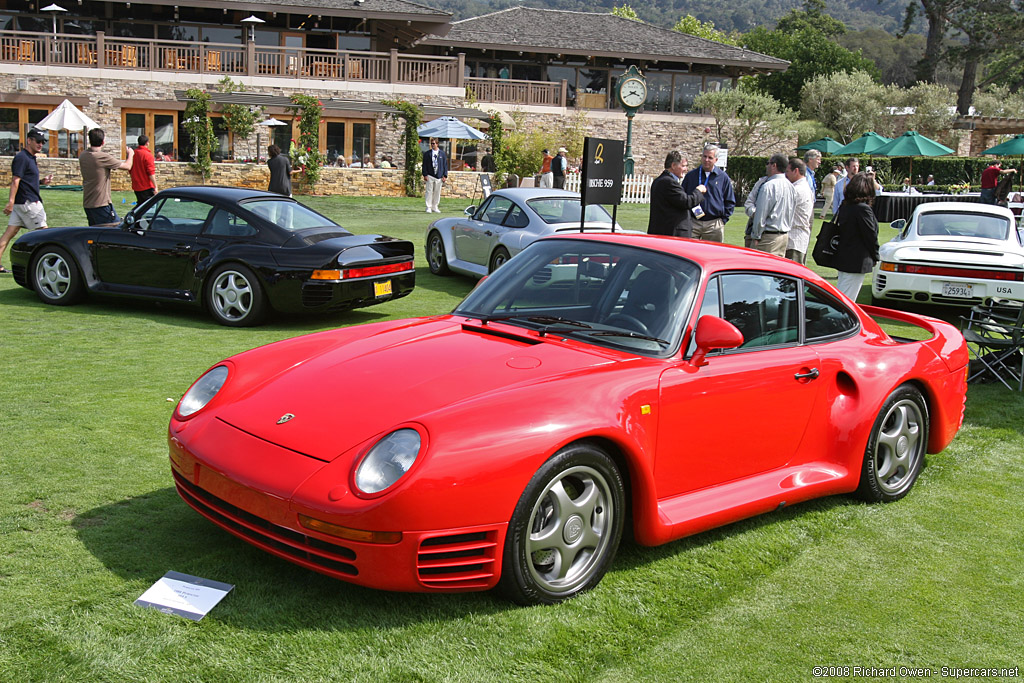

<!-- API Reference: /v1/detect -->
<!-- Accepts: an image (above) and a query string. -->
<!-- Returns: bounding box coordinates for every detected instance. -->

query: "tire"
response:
[32,246,84,306]
[427,231,450,276]
[499,442,625,605]
[489,247,511,274]
[205,264,267,327]
[856,385,929,503]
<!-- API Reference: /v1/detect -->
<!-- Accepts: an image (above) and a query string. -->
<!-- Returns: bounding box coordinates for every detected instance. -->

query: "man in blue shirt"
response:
[681,144,735,242]
[803,148,821,203]
[1,129,52,273]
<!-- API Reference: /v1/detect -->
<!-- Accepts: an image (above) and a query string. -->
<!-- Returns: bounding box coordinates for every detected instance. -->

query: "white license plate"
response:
[374,280,392,297]
[941,282,973,298]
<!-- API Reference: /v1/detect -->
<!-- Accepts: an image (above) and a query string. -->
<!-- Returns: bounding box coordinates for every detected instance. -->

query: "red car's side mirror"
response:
[689,315,744,367]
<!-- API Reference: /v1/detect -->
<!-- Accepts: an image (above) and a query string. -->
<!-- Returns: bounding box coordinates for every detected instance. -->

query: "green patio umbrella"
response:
[797,136,844,154]
[833,132,892,156]
[983,134,1024,190]
[872,130,955,183]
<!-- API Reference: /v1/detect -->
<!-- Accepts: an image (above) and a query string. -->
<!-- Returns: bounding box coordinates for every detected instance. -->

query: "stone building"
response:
[0,0,788,186]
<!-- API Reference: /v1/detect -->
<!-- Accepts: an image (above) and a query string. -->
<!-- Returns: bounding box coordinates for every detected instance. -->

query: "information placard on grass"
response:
[135,571,234,621]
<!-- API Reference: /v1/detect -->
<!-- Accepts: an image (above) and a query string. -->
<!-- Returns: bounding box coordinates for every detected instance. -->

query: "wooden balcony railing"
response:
[0,30,463,87]
[466,77,567,107]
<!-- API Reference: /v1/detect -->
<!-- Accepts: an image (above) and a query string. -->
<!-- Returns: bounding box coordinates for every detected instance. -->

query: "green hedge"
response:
[726,154,1017,199]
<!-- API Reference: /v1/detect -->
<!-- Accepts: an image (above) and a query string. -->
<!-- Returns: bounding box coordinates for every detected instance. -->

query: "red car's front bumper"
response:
[168,435,506,593]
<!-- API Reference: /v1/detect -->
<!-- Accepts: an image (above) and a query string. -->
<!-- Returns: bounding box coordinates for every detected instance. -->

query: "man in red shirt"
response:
[539,149,554,188]
[981,160,1015,204]
[130,134,158,203]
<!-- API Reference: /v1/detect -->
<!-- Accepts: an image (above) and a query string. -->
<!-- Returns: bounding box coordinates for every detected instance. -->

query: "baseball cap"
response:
[27,129,47,143]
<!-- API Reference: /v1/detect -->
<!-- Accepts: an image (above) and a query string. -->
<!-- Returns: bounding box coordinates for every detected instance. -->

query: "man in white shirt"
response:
[786,157,814,264]
[831,157,860,216]
[749,153,796,257]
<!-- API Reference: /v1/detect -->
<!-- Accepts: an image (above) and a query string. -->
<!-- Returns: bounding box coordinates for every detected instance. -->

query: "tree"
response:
[839,28,930,87]
[897,82,957,139]
[743,26,881,111]
[899,0,959,84]
[775,0,847,38]
[800,70,888,142]
[694,86,797,155]
[972,84,1024,117]
[672,15,739,46]
[218,77,262,161]
[945,0,1024,113]
[610,4,639,20]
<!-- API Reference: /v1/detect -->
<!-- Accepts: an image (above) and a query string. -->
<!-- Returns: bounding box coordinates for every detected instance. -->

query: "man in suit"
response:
[422,137,448,213]
[647,151,706,237]
[681,144,735,242]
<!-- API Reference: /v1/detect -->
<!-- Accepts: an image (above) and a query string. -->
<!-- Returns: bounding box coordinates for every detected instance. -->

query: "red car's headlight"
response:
[177,365,229,418]
[353,428,422,495]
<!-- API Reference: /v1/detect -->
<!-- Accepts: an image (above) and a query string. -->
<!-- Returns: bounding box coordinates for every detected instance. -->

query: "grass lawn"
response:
[1,190,1022,681]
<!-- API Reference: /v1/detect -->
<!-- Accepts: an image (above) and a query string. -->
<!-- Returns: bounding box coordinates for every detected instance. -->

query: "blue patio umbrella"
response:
[416,116,486,140]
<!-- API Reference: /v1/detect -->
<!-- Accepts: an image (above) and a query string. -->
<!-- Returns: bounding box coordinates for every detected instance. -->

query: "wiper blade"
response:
[586,330,670,345]
[471,314,592,329]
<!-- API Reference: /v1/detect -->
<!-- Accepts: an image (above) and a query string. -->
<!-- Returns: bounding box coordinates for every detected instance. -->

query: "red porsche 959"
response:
[168,233,968,604]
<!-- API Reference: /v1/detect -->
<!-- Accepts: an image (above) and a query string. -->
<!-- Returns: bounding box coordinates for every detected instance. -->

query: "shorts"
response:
[8,201,48,230]
[85,204,119,226]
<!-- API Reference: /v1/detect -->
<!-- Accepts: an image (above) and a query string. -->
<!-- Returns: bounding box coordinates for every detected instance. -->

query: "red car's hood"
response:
[215,318,615,461]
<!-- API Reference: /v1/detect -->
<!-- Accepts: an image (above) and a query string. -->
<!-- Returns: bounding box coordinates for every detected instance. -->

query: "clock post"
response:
[616,65,647,175]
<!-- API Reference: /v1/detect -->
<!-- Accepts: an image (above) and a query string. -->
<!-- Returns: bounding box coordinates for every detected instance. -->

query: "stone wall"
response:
[0,73,463,169]
[504,108,798,177]
[0,157,488,200]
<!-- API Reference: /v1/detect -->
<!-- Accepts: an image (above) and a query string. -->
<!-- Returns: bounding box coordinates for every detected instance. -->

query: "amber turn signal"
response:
[298,514,402,544]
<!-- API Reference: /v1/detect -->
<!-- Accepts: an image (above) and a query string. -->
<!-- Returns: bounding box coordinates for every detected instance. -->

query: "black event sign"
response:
[580,137,624,207]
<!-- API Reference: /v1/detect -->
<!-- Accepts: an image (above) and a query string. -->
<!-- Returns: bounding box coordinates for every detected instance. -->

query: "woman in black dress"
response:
[832,172,880,303]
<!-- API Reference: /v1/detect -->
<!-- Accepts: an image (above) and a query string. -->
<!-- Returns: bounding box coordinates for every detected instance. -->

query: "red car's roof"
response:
[543,232,824,279]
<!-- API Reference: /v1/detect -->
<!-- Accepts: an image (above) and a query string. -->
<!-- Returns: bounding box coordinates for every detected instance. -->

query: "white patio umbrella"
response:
[35,99,100,132]
[257,118,289,160]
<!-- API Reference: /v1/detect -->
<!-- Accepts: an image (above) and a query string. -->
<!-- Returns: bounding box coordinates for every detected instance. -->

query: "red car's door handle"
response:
[794,368,820,381]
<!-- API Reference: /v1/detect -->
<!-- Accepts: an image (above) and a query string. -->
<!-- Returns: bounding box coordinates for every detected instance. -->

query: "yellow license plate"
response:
[374,280,392,297]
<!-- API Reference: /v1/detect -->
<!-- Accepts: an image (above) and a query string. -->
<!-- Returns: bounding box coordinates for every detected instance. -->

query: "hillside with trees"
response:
[430,0,919,33]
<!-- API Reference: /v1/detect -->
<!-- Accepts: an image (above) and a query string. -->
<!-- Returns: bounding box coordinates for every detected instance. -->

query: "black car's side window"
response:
[206,209,258,238]
[147,198,214,236]
[804,283,858,341]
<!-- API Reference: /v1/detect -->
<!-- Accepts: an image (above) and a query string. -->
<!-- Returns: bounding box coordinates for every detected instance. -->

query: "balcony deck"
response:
[0,30,463,88]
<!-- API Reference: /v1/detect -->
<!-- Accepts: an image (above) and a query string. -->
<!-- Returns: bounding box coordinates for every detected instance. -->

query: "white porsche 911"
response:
[871,202,1024,306]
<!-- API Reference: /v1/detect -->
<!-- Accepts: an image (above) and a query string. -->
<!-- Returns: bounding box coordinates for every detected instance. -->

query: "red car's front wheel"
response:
[499,442,624,605]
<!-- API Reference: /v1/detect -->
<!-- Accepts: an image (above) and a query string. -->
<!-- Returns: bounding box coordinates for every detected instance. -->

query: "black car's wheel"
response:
[32,246,84,306]
[499,442,625,605]
[489,247,511,273]
[205,264,267,327]
[856,385,929,503]
[427,231,450,276]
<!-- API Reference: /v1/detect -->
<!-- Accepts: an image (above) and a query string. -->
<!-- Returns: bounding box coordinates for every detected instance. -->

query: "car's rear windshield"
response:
[242,199,339,231]
[918,212,1011,240]
[527,198,613,225]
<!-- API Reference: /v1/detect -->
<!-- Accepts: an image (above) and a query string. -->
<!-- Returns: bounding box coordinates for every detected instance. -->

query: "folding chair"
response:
[960,298,1024,390]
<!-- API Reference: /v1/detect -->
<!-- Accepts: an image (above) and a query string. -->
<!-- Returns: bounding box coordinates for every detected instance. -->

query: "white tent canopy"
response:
[35,99,100,133]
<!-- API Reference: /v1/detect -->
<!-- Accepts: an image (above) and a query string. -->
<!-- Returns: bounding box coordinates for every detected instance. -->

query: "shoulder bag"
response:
[811,217,842,269]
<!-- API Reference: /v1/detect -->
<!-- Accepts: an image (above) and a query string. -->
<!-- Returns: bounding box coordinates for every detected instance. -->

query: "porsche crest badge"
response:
[276,413,295,425]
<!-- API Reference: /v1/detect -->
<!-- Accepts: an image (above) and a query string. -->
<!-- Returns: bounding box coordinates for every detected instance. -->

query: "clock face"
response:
[619,78,647,109]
